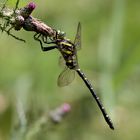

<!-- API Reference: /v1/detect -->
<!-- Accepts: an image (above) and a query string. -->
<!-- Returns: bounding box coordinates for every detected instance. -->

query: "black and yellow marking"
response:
[58,39,78,69]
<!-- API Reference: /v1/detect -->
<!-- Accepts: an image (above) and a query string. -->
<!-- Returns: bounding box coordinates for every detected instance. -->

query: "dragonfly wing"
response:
[58,56,65,68]
[74,22,81,50]
[57,67,75,87]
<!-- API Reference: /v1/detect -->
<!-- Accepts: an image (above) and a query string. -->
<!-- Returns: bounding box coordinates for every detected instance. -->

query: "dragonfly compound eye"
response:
[57,30,66,39]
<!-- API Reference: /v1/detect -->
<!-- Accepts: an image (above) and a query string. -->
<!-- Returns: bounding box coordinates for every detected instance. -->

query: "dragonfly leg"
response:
[41,45,57,51]
[41,35,48,43]
[41,35,56,44]
[34,32,42,45]
[34,33,57,51]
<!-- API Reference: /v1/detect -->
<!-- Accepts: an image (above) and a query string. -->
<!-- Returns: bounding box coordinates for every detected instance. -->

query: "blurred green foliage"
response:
[0,0,140,140]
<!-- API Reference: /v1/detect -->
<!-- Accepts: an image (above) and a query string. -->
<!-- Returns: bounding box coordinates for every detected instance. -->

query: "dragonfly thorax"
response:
[57,39,78,69]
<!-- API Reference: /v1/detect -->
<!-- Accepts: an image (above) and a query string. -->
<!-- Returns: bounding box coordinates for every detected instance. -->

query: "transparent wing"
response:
[74,22,81,50]
[57,67,75,87]
[58,56,65,68]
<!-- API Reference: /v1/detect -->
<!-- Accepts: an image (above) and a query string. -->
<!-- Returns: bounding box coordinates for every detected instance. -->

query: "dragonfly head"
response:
[57,30,66,40]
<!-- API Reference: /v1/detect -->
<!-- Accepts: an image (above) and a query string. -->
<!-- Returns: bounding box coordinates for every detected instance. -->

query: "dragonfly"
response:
[35,23,114,130]
[1,0,114,130]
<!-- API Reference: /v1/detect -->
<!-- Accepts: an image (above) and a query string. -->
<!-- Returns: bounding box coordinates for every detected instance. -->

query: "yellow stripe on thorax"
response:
[60,42,73,54]
[60,42,72,47]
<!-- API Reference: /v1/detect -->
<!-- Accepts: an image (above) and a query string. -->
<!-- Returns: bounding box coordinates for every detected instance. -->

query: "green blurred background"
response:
[0,0,140,139]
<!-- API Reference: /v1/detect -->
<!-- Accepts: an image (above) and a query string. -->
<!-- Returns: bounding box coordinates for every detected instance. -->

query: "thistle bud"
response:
[20,2,36,18]
[49,103,71,123]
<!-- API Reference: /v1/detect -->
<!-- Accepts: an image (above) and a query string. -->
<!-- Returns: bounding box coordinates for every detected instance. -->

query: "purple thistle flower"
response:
[61,103,71,113]
[20,2,36,18]
[27,2,36,11]
[49,103,71,123]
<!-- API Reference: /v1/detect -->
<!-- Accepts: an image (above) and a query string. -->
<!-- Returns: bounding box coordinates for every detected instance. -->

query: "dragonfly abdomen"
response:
[76,68,114,130]
[66,59,78,69]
